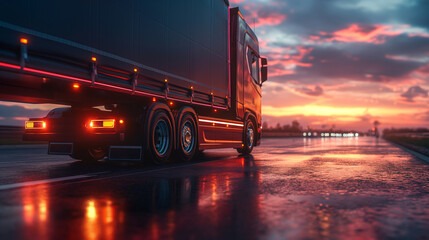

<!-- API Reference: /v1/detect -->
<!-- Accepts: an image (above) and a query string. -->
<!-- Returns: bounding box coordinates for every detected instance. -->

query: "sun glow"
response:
[262,105,421,118]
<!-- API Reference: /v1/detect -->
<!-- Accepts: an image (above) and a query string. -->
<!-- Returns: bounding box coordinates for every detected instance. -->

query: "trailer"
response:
[0,0,268,163]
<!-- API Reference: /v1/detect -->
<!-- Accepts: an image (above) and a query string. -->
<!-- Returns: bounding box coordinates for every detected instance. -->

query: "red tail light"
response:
[25,120,46,129]
[88,119,115,129]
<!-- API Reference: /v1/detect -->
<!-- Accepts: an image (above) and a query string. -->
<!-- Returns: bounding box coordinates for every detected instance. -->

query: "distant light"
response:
[169,101,173,106]
[134,68,138,72]
[152,97,156,102]
[214,109,217,112]
[303,132,307,137]
[119,119,124,124]
[164,78,168,82]
[91,57,97,62]
[308,132,311,136]
[321,133,324,137]
[355,133,359,137]
[73,83,80,89]
[20,38,28,44]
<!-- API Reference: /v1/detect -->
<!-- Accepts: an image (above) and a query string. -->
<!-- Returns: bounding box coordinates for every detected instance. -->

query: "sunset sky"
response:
[233,0,429,131]
[1,0,428,131]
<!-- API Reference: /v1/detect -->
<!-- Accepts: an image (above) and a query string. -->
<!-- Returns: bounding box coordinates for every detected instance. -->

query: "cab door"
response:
[243,34,262,116]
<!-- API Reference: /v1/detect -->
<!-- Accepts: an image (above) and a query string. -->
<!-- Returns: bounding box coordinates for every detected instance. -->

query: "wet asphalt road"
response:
[0,137,428,240]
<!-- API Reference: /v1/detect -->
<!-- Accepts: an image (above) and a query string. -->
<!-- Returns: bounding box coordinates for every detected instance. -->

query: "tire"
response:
[71,144,106,162]
[177,113,197,162]
[147,110,173,164]
[236,119,255,154]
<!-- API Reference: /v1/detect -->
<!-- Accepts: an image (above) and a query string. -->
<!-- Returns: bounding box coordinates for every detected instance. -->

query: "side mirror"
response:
[261,66,268,84]
[260,57,268,84]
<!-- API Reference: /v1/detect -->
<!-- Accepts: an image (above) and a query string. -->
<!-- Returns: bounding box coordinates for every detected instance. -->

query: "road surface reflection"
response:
[17,155,262,239]
[0,137,426,239]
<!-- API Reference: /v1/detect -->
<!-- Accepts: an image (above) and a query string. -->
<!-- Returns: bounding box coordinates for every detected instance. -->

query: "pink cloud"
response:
[316,24,405,44]
[229,0,245,4]
[254,12,286,27]
[237,2,286,27]
[266,46,313,77]
[269,68,296,77]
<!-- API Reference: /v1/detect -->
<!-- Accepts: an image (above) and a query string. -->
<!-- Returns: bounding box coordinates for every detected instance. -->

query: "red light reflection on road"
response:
[84,199,118,240]
[21,185,49,239]
[16,155,262,240]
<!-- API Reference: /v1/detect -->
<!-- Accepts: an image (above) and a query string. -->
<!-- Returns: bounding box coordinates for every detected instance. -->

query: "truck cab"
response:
[230,8,268,147]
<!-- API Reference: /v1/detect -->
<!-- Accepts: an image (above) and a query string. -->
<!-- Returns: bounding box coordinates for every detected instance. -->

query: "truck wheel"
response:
[177,113,197,162]
[236,119,255,154]
[71,145,106,162]
[148,110,173,164]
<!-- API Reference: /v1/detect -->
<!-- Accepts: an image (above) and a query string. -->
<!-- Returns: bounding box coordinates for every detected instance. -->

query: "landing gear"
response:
[236,119,255,154]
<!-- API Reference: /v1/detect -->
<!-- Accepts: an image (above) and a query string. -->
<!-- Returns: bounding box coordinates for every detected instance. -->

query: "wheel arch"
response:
[244,111,257,128]
[244,110,259,145]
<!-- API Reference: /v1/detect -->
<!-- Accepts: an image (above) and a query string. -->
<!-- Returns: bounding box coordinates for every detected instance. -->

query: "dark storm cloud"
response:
[268,34,429,84]
[297,43,421,81]
[389,1,429,30]
[400,86,428,102]
[273,0,429,36]
[384,35,429,56]
[295,85,324,96]
[241,0,429,85]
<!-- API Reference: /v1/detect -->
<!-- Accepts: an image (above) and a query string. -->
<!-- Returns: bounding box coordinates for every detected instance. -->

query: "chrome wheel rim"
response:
[182,121,194,153]
[246,125,254,148]
[154,119,169,156]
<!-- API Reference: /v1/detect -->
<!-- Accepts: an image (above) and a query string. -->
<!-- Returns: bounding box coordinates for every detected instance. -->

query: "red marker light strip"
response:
[23,67,92,83]
[0,62,229,110]
[0,62,21,70]
[198,119,243,127]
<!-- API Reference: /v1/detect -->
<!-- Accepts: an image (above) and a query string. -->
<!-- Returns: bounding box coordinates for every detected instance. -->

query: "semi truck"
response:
[0,0,268,163]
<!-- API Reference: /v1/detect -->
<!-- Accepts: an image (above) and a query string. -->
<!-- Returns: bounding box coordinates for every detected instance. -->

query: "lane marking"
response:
[0,174,102,191]
[58,156,238,187]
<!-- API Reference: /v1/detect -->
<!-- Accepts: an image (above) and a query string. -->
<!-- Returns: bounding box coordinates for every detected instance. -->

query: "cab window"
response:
[247,48,260,84]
